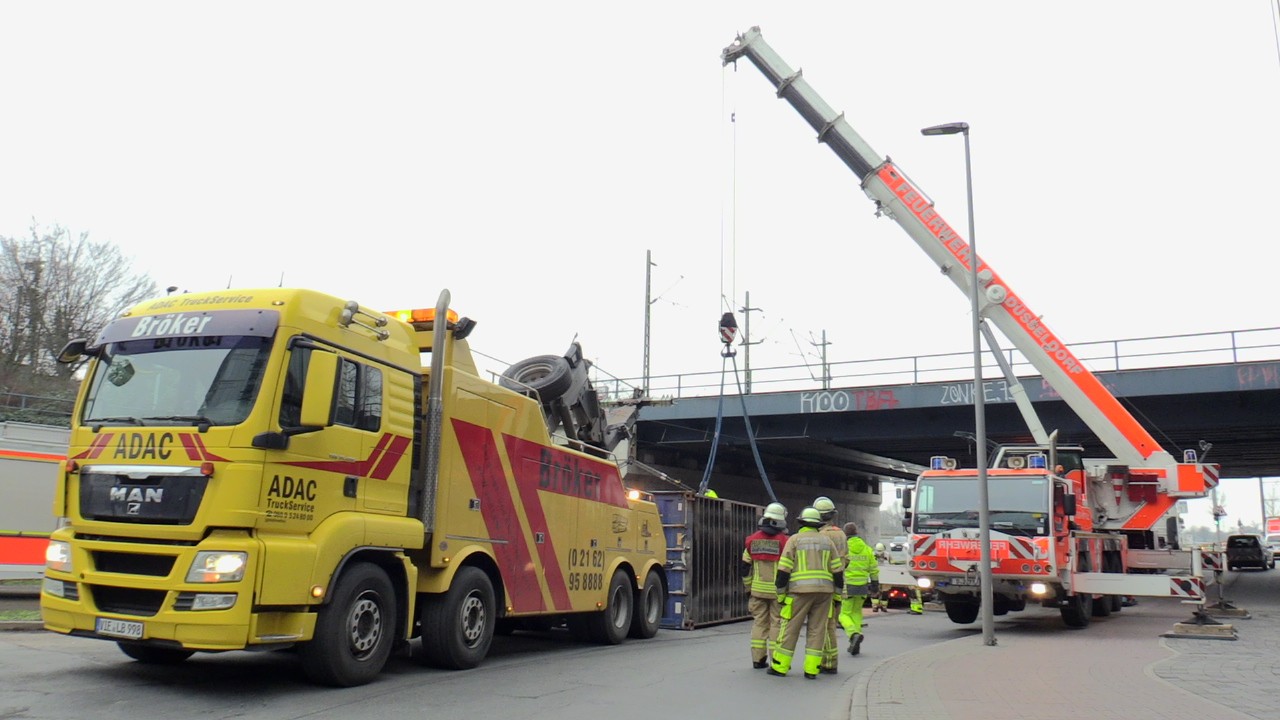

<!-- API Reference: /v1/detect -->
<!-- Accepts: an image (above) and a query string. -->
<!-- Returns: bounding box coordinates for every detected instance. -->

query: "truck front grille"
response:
[79,471,209,525]
[88,585,166,617]
[91,550,176,577]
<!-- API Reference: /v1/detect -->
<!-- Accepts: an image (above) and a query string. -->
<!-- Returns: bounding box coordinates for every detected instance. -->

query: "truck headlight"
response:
[186,551,247,583]
[46,540,72,573]
[916,577,933,589]
[1029,582,1049,595]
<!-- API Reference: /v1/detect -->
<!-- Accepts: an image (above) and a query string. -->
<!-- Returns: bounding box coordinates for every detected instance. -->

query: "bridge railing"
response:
[594,326,1280,402]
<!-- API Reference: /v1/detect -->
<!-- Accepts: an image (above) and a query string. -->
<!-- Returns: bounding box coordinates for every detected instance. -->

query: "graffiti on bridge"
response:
[1237,363,1280,390]
[940,379,1015,405]
[800,389,899,413]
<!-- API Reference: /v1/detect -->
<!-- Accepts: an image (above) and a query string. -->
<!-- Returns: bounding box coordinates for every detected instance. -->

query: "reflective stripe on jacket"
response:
[821,524,849,574]
[777,527,841,593]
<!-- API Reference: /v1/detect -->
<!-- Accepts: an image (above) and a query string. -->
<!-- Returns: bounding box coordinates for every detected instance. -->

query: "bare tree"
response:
[0,222,155,405]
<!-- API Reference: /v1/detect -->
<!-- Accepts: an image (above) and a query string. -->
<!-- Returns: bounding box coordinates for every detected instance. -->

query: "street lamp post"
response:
[922,121,995,647]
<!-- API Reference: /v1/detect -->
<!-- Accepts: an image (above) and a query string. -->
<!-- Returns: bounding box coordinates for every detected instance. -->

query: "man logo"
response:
[110,487,164,504]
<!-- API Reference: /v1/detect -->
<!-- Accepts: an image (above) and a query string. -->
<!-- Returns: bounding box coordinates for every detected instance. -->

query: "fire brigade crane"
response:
[722,26,1220,628]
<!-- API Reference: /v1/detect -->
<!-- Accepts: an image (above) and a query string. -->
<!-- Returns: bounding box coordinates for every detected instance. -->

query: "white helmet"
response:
[763,502,787,523]
[814,496,836,521]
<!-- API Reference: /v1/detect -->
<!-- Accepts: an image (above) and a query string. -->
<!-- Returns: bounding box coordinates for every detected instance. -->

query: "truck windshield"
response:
[913,476,1050,536]
[81,335,273,427]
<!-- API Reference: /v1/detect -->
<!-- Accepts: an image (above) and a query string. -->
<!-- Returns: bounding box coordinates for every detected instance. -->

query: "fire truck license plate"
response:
[949,576,980,586]
[96,617,143,640]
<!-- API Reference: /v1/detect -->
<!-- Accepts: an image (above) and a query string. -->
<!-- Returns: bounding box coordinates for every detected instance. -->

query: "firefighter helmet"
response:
[763,502,787,523]
[875,542,886,553]
[814,496,836,520]
[798,507,824,527]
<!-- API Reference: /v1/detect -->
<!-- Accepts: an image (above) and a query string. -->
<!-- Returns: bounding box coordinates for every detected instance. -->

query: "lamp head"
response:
[921,122,970,136]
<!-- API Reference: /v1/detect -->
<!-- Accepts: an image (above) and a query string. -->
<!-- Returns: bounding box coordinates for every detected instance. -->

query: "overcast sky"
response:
[4,2,1278,524]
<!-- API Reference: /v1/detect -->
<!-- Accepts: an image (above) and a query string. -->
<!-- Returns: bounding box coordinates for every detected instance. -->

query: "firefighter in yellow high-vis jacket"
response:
[768,507,843,680]
[813,496,848,674]
[838,522,879,656]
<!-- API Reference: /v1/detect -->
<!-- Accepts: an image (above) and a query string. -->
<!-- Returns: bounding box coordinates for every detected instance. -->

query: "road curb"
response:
[0,621,43,632]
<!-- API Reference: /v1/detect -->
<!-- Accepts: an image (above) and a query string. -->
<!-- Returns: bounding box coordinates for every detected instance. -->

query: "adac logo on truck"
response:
[72,432,229,462]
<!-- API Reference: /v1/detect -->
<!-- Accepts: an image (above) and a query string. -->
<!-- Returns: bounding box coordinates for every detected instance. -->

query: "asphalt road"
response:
[5,565,1275,720]
[0,600,963,720]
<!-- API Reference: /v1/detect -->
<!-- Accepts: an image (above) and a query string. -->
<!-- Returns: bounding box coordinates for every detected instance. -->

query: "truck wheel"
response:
[991,596,1010,616]
[627,571,663,639]
[418,566,495,670]
[943,598,979,624]
[1060,593,1093,628]
[117,642,194,665]
[1091,594,1113,617]
[585,569,633,644]
[500,355,573,401]
[299,562,397,687]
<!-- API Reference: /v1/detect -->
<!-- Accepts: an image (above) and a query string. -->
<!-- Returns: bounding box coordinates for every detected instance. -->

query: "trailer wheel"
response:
[117,642,194,665]
[500,355,573,401]
[943,598,979,624]
[628,570,663,639]
[584,569,633,644]
[418,566,495,670]
[299,562,397,687]
[1060,593,1093,628]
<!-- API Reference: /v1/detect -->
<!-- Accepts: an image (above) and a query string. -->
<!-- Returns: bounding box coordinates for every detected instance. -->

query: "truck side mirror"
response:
[902,511,912,530]
[901,488,912,509]
[57,338,89,364]
[1062,492,1077,517]
[299,351,338,429]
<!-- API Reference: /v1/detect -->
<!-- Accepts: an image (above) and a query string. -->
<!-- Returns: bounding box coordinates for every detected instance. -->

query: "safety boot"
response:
[753,659,768,669]
[848,633,863,656]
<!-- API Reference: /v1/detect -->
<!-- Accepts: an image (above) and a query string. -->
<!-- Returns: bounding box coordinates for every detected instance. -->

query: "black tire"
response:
[628,571,663,639]
[1060,593,1093,628]
[991,598,1009,616]
[1110,594,1123,612]
[418,566,495,670]
[298,563,397,687]
[117,642,194,665]
[585,569,633,644]
[500,355,573,401]
[943,598,979,624]
[1091,594,1112,617]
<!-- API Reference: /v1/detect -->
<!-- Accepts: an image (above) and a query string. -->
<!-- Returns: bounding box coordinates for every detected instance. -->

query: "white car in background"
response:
[1266,535,1280,560]
[887,536,909,564]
